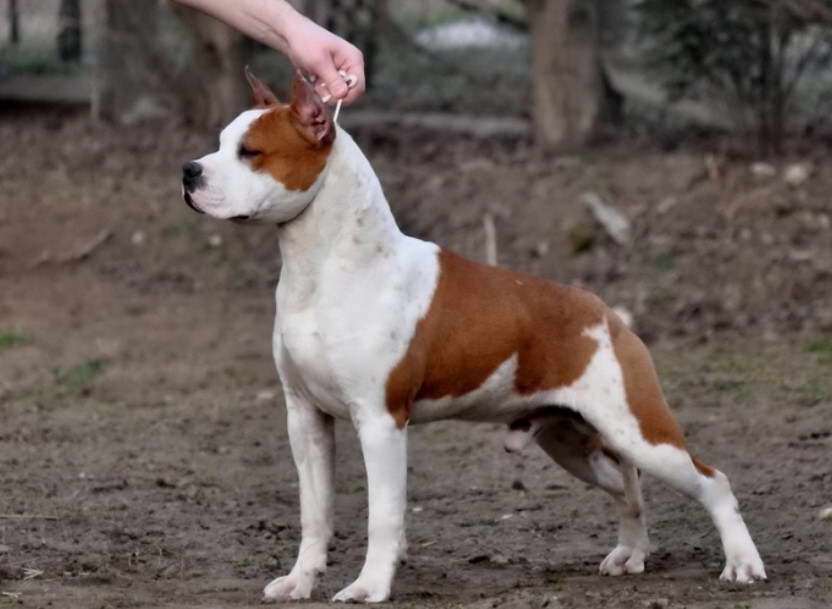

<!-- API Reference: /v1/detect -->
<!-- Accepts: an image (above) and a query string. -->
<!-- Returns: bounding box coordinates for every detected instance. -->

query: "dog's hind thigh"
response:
[535,419,649,575]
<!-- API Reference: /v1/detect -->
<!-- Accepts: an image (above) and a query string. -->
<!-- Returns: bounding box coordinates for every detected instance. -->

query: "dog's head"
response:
[181,70,335,223]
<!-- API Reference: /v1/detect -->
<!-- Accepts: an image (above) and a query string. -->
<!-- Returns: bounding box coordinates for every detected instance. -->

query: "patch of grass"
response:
[654,249,677,272]
[4,390,35,404]
[231,558,254,569]
[54,358,108,391]
[807,337,832,353]
[806,337,832,364]
[793,380,832,408]
[0,592,22,603]
[0,330,27,352]
[708,377,754,404]
[566,223,595,254]
[161,221,198,239]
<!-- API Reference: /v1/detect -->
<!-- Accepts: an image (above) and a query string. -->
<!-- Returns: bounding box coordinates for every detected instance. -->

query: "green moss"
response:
[807,337,832,364]
[55,359,108,390]
[0,331,27,352]
[654,249,677,272]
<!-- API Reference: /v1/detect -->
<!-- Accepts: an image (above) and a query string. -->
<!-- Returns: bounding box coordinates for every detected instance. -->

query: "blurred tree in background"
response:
[524,0,608,150]
[5,0,832,151]
[93,0,246,127]
[6,0,18,45]
[56,0,80,62]
[638,0,832,154]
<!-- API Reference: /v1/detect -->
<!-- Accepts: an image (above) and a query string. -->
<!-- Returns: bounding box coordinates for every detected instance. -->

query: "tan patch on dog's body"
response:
[386,250,715,477]
[607,308,715,477]
[385,249,604,428]
[608,315,687,449]
[244,107,332,191]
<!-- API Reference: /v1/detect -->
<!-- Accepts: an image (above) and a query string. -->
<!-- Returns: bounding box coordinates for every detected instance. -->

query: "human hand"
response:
[285,15,365,106]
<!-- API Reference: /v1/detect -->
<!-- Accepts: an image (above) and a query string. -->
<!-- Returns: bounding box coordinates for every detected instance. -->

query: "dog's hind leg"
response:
[565,321,766,583]
[534,416,649,575]
[599,461,648,575]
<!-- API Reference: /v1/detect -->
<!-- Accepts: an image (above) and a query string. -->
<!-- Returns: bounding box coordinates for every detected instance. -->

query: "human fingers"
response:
[333,47,365,105]
[306,56,348,103]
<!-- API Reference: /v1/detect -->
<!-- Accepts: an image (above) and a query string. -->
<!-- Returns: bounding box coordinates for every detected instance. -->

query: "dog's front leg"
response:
[333,414,407,603]
[263,394,335,601]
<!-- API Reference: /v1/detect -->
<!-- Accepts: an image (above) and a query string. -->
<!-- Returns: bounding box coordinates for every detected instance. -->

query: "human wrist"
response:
[263,0,305,56]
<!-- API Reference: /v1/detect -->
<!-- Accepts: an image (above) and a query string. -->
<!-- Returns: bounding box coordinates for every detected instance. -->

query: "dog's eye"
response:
[238,144,261,159]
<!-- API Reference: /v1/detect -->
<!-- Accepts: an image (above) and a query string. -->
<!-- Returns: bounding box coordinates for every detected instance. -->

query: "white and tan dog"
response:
[181,72,766,603]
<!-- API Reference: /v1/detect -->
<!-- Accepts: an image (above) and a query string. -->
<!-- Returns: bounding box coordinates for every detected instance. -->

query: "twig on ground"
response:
[483,213,498,266]
[22,568,43,581]
[33,228,112,267]
[58,229,112,263]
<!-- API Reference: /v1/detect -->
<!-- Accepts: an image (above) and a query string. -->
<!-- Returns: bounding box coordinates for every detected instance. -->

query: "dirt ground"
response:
[1,105,830,609]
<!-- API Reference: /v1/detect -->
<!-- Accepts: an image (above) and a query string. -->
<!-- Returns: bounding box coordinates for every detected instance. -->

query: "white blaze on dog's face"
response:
[181,71,334,223]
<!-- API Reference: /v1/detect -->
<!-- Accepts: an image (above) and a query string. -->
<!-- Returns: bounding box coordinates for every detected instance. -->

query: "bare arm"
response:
[174,0,365,104]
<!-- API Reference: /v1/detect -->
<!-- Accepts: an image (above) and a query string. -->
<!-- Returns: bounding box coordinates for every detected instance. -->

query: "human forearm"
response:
[173,0,365,104]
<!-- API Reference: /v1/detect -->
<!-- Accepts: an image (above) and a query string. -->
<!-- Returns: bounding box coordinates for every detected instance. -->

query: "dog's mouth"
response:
[183,191,205,215]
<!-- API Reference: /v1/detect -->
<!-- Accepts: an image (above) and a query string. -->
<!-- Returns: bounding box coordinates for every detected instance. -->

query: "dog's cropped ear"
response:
[289,72,334,146]
[245,66,280,108]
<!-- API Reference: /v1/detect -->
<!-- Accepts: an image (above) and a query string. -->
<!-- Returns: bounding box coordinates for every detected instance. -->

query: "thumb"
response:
[316,62,349,100]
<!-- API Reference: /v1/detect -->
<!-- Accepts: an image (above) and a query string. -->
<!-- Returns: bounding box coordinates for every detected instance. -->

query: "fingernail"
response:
[321,94,332,103]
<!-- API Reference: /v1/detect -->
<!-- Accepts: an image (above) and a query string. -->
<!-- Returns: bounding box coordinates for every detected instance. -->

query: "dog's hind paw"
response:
[719,555,767,583]
[599,545,646,576]
[262,572,316,601]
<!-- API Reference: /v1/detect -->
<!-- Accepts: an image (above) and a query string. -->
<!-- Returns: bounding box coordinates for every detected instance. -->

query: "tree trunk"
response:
[173,9,247,127]
[57,0,82,62]
[92,1,246,127]
[8,0,19,45]
[525,0,606,150]
[94,0,166,123]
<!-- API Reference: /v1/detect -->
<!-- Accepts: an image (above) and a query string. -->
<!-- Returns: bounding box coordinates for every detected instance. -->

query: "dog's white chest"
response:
[274,314,353,418]
[273,231,441,421]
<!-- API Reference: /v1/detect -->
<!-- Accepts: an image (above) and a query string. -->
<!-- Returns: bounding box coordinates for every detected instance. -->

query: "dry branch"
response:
[483,213,498,266]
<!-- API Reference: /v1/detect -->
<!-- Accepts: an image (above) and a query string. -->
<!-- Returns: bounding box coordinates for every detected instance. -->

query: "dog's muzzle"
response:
[181,160,205,214]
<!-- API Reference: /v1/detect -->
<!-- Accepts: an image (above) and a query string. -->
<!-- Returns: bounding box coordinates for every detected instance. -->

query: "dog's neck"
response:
[276,127,402,310]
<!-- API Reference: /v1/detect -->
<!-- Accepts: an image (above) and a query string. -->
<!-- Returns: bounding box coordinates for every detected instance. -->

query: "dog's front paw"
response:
[262,571,317,601]
[332,576,391,603]
[599,545,646,576]
[719,554,767,583]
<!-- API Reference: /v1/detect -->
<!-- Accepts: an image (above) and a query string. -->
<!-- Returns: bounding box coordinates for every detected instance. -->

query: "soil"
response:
[1,106,830,609]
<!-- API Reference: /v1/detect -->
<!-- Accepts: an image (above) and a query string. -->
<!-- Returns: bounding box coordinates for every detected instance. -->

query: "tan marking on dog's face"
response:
[385,249,604,428]
[242,105,333,192]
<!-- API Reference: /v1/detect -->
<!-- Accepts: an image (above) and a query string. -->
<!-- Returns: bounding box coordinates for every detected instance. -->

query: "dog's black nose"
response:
[182,161,203,191]
[183,161,202,179]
